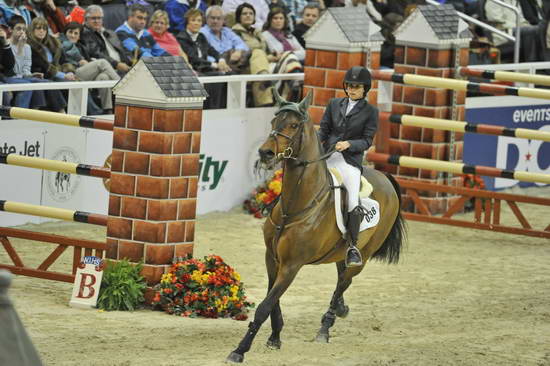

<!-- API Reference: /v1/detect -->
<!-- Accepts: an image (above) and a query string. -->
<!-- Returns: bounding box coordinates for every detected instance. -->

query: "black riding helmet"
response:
[343,66,372,97]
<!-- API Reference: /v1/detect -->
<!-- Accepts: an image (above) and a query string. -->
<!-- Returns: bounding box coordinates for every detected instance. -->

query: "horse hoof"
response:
[315,332,329,343]
[226,351,244,363]
[266,338,281,349]
[335,304,349,318]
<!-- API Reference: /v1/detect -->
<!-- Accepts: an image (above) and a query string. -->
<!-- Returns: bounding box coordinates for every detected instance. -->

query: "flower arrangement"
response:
[462,174,486,212]
[152,255,254,320]
[462,174,485,190]
[243,169,283,218]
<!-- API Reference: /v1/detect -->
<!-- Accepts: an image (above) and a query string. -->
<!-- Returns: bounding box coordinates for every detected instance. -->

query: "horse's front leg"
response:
[265,250,283,350]
[227,263,301,363]
[316,260,364,343]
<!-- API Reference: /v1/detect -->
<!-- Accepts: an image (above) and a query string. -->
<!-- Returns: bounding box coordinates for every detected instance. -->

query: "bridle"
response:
[268,107,306,163]
[268,106,334,167]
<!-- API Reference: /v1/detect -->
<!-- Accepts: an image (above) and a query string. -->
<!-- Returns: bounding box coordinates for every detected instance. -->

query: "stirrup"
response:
[345,246,363,267]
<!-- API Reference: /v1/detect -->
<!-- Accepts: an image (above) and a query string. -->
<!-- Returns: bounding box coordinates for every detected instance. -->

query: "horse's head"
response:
[258,90,313,166]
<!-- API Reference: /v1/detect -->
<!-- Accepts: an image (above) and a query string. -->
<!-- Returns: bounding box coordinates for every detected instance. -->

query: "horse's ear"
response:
[298,91,313,115]
[273,87,286,106]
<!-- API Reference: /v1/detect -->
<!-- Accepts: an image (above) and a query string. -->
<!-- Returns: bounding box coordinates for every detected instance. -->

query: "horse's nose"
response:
[258,148,275,162]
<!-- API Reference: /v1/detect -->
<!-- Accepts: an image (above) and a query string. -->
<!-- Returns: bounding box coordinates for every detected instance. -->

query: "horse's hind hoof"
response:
[266,338,281,349]
[315,332,329,343]
[335,304,349,318]
[226,351,244,363]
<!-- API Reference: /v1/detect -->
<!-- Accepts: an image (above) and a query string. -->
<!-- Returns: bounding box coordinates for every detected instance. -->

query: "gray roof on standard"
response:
[141,56,208,99]
[329,7,385,43]
[418,4,467,40]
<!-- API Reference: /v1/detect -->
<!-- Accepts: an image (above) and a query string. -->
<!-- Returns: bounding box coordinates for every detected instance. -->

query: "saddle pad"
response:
[329,168,373,198]
[330,171,380,235]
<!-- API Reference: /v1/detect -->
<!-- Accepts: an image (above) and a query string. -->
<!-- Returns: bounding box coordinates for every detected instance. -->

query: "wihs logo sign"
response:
[198,154,228,190]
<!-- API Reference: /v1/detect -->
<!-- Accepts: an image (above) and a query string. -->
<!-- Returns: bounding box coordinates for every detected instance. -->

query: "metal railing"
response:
[425,0,520,63]
[0,73,304,117]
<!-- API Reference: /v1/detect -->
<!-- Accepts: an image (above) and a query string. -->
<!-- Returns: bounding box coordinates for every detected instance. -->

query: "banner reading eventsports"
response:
[464,96,550,190]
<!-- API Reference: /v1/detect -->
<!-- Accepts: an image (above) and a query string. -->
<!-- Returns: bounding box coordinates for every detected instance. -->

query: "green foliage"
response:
[97,259,147,311]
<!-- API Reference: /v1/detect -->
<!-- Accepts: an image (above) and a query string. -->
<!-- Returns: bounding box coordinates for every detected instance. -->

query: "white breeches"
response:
[326,152,361,212]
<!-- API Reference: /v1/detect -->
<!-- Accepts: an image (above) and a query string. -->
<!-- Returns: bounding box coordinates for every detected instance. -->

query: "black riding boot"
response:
[345,206,363,267]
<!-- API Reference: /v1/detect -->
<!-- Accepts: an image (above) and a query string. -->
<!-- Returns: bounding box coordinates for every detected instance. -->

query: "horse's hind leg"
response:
[316,260,364,343]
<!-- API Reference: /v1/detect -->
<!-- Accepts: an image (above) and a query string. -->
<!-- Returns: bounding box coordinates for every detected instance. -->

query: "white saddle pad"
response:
[329,171,380,235]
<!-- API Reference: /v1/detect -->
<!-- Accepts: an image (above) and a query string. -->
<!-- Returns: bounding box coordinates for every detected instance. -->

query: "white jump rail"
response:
[467,61,550,88]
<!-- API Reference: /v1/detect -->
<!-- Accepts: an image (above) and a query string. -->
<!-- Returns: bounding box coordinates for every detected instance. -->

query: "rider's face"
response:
[345,83,365,100]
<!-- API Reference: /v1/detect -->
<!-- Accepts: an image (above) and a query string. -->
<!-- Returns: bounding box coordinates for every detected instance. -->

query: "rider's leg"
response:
[339,162,362,267]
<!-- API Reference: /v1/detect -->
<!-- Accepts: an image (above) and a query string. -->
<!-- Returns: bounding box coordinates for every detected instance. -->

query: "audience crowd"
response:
[1,0,550,112]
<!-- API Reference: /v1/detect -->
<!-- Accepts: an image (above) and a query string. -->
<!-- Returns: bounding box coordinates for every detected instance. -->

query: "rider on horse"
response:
[318,66,378,267]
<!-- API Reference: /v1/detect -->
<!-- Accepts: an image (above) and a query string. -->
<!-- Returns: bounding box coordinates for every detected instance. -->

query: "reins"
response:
[267,111,336,252]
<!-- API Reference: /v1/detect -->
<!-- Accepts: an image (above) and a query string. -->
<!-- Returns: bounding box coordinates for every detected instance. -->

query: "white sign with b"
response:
[69,256,105,309]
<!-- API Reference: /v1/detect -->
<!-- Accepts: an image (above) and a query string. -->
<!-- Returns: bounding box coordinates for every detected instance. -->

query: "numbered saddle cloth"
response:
[329,169,380,235]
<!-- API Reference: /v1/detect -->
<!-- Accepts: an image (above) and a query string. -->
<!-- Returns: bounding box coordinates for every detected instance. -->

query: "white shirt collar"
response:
[346,98,360,115]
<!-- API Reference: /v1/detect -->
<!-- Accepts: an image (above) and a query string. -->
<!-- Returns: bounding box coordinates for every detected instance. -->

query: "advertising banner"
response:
[40,126,87,213]
[0,126,45,226]
[465,96,550,190]
[197,108,275,214]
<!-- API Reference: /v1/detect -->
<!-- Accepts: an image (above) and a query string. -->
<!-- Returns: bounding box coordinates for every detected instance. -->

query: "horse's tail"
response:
[371,173,406,264]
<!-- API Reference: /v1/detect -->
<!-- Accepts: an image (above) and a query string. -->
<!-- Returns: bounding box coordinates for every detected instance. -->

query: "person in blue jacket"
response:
[115,3,170,62]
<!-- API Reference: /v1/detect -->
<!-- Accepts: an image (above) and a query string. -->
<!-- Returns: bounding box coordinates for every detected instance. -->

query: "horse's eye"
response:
[291,123,298,129]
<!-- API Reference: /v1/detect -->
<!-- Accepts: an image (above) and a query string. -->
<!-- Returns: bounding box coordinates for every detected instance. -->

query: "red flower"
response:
[234,313,248,321]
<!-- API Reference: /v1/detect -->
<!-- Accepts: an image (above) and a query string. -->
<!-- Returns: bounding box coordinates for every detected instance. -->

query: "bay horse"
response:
[226,91,406,363]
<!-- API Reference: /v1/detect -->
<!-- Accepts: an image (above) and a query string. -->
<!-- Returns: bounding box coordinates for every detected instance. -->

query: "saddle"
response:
[328,168,380,235]
[329,168,373,199]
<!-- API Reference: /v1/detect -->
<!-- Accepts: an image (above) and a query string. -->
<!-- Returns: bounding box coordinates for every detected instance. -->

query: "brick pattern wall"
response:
[387,45,469,213]
[106,104,201,285]
[303,48,380,125]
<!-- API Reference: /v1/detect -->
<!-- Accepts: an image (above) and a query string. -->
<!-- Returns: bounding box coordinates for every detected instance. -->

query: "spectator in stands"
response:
[485,0,532,46]
[165,0,208,35]
[262,7,304,99]
[484,0,540,61]
[26,17,68,112]
[1,24,17,106]
[176,8,229,72]
[233,2,302,76]
[200,6,249,73]
[176,8,229,108]
[292,2,321,48]
[116,3,170,63]
[4,15,46,108]
[0,0,31,27]
[231,2,273,106]
[148,9,189,59]
[60,22,120,113]
[222,0,270,29]
[80,5,132,76]
[25,0,67,35]
[262,7,304,62]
